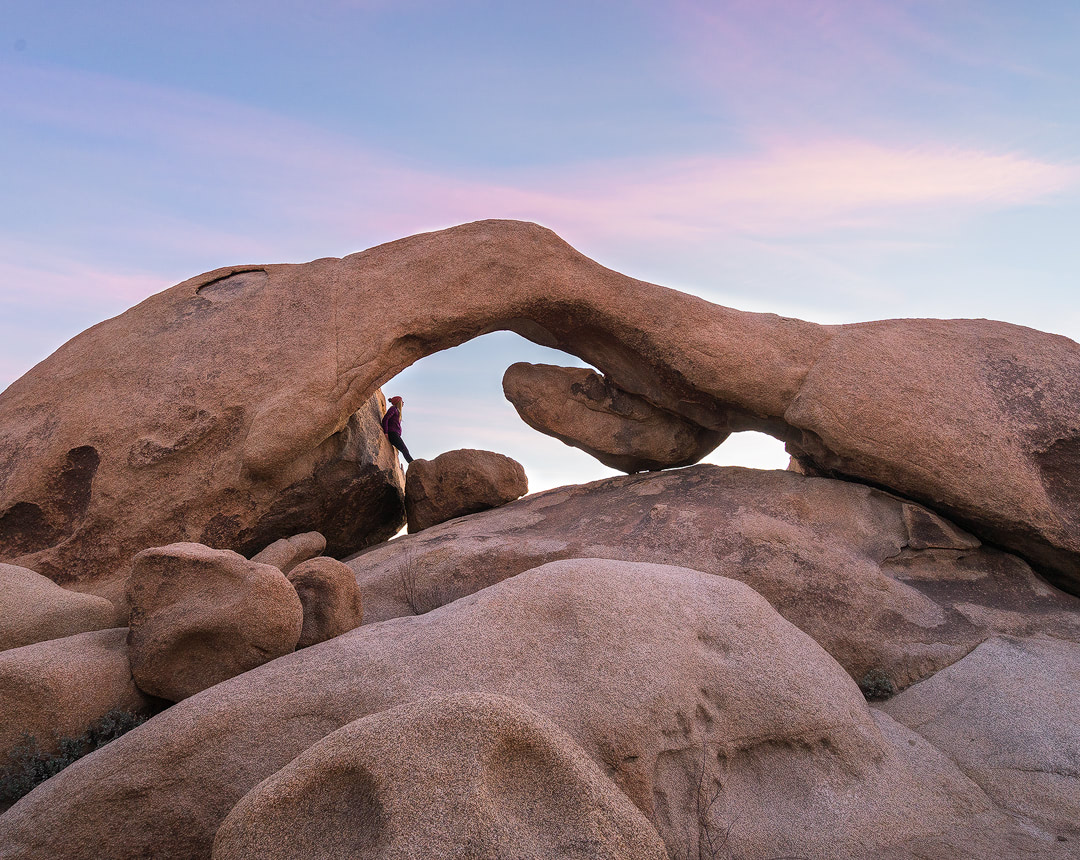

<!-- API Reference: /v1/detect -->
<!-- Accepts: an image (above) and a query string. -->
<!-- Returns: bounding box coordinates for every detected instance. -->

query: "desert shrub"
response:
[858,669,896,701]
[0,709,147,804]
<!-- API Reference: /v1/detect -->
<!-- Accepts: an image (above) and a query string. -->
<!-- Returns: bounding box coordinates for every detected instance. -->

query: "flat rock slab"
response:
[881,635,1080,840]
[350,465,1080,689]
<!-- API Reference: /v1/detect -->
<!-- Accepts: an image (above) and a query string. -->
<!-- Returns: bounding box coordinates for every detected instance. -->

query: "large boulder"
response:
[502,362,724,472]
[212,693,669,859]
[0,628,152,760]
[881,635,1080,840]
[286,557,363,648]
[404,448,528,532]
[0,563,116,652]
[249,531,326,574]
[4,221,1078,593]
[0,560,1059,859]
[349,465,1080,689]
[127,543,303,701]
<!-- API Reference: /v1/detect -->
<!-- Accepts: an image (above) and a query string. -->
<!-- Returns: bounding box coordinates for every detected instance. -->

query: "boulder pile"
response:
[1,221,1078,857]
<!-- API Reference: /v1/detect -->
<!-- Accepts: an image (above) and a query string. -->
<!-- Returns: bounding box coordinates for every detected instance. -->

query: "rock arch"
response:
[1,220,1078,596]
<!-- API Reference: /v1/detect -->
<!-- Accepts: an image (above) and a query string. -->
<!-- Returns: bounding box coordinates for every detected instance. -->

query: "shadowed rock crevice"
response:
[0,446,99,558]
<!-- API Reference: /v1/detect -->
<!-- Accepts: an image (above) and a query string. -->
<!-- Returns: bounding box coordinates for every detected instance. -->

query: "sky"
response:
[2,0,1078,491]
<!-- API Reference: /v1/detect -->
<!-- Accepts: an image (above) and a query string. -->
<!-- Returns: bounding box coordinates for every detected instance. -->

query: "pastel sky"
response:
[3,1,1078,490]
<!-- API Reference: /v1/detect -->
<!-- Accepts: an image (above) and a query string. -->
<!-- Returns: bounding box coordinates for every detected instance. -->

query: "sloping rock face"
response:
[881,635,1080,840]
[502,362,724,472]
[212,693,670,860]
[286,557,363,648]
[0,560,1048,859]
[0,563,116,652]
[127,543,303,701]
[349,465,1080,689]
[3,220,1077,593]
[404,448,528,532]
[0,628,152,759]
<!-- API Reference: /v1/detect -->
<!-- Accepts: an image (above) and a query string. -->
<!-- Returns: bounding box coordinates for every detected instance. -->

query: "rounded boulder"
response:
[286,557,363,648]
[212,692,668,860]
[0,563,117,652]
[405,448,527,532]
[127,543,303,701]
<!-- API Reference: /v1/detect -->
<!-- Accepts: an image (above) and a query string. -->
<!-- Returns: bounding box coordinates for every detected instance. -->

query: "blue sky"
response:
[3,1,1078,490]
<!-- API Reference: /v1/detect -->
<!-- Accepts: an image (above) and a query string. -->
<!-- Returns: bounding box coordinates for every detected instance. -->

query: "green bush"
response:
[0,709,147,804]
[858,669,896,701]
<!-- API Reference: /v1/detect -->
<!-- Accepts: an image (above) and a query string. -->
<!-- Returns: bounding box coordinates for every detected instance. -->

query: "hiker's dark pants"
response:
[388,432,414,463]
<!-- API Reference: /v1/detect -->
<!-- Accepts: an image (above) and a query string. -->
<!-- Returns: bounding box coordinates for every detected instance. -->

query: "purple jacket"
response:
[381,404,402,436]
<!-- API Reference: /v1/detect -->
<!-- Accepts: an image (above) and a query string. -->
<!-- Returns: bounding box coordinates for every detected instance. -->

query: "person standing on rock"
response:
[381,395,414,464]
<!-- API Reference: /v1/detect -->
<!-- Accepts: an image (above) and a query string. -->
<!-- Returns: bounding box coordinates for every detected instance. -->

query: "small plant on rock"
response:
[858,669,896,701]
[0,709,147,805]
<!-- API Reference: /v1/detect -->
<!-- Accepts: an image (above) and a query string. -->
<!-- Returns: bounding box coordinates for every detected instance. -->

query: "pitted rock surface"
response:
[212,693,669,860]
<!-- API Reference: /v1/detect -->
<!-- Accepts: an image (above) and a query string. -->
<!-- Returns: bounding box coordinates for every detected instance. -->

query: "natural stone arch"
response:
[1,219,1078,597]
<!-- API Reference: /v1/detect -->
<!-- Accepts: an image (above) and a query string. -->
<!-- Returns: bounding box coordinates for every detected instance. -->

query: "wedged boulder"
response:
[212,693,669,859]
[502,362,724,472]
[127,543,303,701]
[349,465,1080,689]
[404,448,527,532]
[2,220,1078,591]
[0,628,152,759]
[250,531,326,574]
[0,563,116,652]
[0,560,1052,859]
[286,557,363,648]
[881,635,1080,840]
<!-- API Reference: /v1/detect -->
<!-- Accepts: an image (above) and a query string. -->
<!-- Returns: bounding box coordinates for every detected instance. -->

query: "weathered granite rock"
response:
[286,557,363,648]
[0,628,151,759]
[881,635,1080,840]
[212,693,670,860]
[127,543,303,701]
[349,465,1080,689]
[0,561,1055,859]
[1,221,1077,591]
[0,563,116,652]
[502,362,724,472]
[250,531,326,574]
[404,448,528,532]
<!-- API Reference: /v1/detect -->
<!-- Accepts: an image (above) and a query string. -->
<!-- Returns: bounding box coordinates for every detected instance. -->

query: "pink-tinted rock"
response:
[2,220,1078,594]
[0,628,151,759]
[212,694,669,860]
[350,465,1080,689]
[127,543,303,701]
[250,531,326,574]
[0,563,116,652]
[502,362,724,472]
[286,557,363,648]
[404,448,527,532]
[0,561,1055,859]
